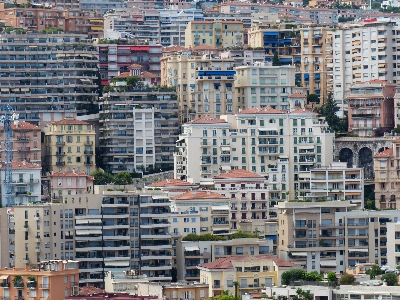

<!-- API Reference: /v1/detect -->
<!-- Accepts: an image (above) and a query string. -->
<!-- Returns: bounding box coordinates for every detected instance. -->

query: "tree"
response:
[307,94,319,104]
[213,290,236,300]
[381,272,399,286]
[292,288,313,300]
[365,264,383,279]
[365,198,376,210]
[91,170,114,185]
[318,93,347,133]
[233,281,239,300]
[272,51,281,66]
[339,273,356,285]
[327,272,338,285]
[302,271,323,282]
[182,233,226,241]
[114,172,133,185]
[281,268,305,285]
[228,229,260,240]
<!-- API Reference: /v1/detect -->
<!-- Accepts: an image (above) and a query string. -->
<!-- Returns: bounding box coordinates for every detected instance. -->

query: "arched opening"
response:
[339,148,354,168]
[358,147,374,179]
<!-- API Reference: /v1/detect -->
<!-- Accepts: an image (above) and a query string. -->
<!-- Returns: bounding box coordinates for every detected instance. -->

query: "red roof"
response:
[201,255,300,269]
[113,72,130,79]
[51,119,89,125]
[214,169,264,179]
[149,179,197,187]
[186,116,228,124]
[1,161,41,169]
[141,71,159,78]
[172,191,228,200]
[375,148,393,157]
[238,107,286,114]
[163,45,187,53]
[289,108,317,114]
[289,92,307,98]
[128,64,143,69]
[191,44,219,51]
[51,170,93,178]
[0,121,41,131]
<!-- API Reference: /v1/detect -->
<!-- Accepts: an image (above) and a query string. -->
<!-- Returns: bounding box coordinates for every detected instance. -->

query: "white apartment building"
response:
[174,108,335,200]
[235,63,297,110]
[327,22,400,114]
[306,162,364,207]
[220,49,266,67]
[387,222,400,267]
[0,162,41,206]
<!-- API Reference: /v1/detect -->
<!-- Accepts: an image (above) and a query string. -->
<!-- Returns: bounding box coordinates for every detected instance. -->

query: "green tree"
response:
[327,272,338,285]
[365,264,383,279]
[182,233,226,241]
[233,281,239,300]
[339,273,356,285]
[319,93,347,133]
[228,229,260,240]
[292,288,313,300]
[364,198,376,210]
[272,51,281,66]
[213,290,236,300]
[114,172,133,185]
[91,170,114,185]
[302,271,323,282]
[281,268,305,285]
[381,272,399,286]
[307,94,319,103]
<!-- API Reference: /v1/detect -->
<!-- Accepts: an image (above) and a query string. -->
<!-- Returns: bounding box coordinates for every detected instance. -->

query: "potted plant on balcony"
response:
[27,276,36,288]
[12,275,23,287]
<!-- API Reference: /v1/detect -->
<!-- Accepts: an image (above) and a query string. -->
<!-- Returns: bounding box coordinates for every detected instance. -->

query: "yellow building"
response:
[185,21,244,49]
[199,255,299,298]
[44,117,96,174]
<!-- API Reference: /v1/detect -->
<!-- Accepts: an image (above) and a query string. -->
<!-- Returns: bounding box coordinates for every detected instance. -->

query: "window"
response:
[227,280,233,287]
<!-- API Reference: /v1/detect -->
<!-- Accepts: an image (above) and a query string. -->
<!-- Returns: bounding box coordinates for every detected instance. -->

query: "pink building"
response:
[347,80,396,137]
[112,64,161,87]
[49,169,94,201]
[0,121,41,164]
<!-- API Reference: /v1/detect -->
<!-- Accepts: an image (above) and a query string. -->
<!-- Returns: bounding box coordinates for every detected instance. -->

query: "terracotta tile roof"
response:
[172,191,228,200]
[394,138,400,143]
[163,45,187,53]
[141,71,159,78]
[289,108,317,114]
[0,121,40,131]
[51,119,89,125]
[238,107,286,114]
[128,64,142,69]
[51,170,93,177]
[149,179,197,187]
[191,44,219,51]
[113,72,130,79]
[1,161,41,169]
[200,255,300,269]
[289,92,307,98]
[375,148,393,157]
[78,286,105,296]
[186,116,228,124]
[214,169,264,179]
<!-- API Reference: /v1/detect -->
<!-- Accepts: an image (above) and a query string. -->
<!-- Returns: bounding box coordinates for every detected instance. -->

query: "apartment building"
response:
[44,118,96,174]
[0,260,79,300]
[160,50,236,123]
[104,271,149,293]
[99,88,178,174]
[199,255,298,298]
[185,20,244,48]
[0,32,98,127]
[395,86,400,127]
[220,48,266,66]
[48,170,94,201]
[277,201,355,274]
[176,238,273,281]
[248,24,329,103]
[52,0,124,16]
[327,22,400,113]
[170,191,230,237]
[0,121,41,164]
[347,80,396,136]
[387,222,400,267]
[98,42,162,85]
[0,162,41,207]
[148,179,199,195]
[0,208,13,268]
[174,109,335,200]
[162,282,209,300]
[373,140,400,209]
[307,162,364,207]
[235,63,296,110]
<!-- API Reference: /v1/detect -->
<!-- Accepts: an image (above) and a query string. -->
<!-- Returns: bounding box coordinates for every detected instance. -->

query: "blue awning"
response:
[226,83,232,87]
[265,58,272,62]
[183,84,187,86]
[266,235,277,241]
[214,83,221,87]
[190,84,195,88]
[264,32,279,36]
[315,89,320,94]
[294,57,301,63]
[304,74,309,80]
[314,74,320,80]
[280,58,292,63]
[264,39,278,44]
[197,70,235,76]
[295,74,301,79]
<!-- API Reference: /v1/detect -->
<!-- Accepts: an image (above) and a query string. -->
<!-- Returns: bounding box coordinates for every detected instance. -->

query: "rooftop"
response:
[149,179,198,187]
[238,107,286,114]
[186,115,228,124]
[374,147,393,157]
[0,121,41,131]
[50,170,93,177]
[172,191,228,200]
[51,118,89,125]
[200,255,299,269]
[1,161,41,169]
[214,169,265,179]
[289,92,307,98]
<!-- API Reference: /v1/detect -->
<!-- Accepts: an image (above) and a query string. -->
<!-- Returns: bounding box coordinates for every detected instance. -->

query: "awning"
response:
[76,219,89,225]
[90,19,104,23]
[291,252,307,256]
[12,88,20,92]
[91,26,103,31]
[0,275,9,280]
[348,248,368,252]
[279,155,289,158]
[190,84,195,88]
[212,205,229,211]
[88,219,102,223]
[1,88,9,92]
[298,145,315,149]
[226,83,232,87]
[104,261,130,267]
[326,34,332,38]
[76,230,102,235]
[345,192,361,196]
[56,54,65,58]
[185,246,200,251]
[221,146,230,151]
[221,165,230,171]
[80,78,92,82]
[298,173,311,178]
[378,63,386,68]
[320,260,336,267]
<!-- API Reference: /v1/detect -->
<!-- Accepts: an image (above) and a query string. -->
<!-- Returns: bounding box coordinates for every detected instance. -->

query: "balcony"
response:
[40,284,49,289]
[56,162,65,166]
[55,152,65,156]
[84,161,93,165]
[84,150,93,155]
[84,141,93,145]
[56,141,65,145]
[27,281,37,289]
[0,281,9,288]
[14,281,24,288]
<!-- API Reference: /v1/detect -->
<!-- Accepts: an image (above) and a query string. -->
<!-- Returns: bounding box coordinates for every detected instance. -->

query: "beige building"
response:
[199,255,298,298]
[235,63,297,111]
[247,24,330,104]
[160,48,236,123]
[104,271,149,293]
[307,162,364,207]
[44,117,96,174]
[387,222,400,267]
[185,21,244,49]
[373,140,400,209]
[174,108,335,201]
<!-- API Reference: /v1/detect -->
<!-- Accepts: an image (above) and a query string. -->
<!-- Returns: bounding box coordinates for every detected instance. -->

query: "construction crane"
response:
[3,105,18,207]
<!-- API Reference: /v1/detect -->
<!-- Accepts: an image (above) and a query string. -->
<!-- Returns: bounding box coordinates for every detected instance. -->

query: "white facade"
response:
[0,162,41,206]
[174,109,335,200]
[387,222,400,267]
[235,63,297,110]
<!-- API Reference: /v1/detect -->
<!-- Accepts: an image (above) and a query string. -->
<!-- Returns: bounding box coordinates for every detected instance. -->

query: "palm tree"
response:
[233,281,239,300]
